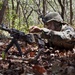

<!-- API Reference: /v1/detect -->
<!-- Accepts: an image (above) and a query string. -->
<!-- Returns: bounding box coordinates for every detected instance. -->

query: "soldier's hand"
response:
[29,26,42,33]
[41,28,51,33]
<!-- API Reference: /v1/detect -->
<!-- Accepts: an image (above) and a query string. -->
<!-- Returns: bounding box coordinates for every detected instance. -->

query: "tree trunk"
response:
[0,0,8,24]
[58,0,65,20]
[43,0,46,16]
[70,0,73,25]
[11,0,15,28]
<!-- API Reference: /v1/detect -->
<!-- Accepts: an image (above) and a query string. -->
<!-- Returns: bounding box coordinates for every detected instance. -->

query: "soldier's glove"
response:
[41,28,53,39]
[29,26,42,33]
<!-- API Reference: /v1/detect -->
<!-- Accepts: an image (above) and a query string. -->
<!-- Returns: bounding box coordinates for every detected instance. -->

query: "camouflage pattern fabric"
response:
[41,24,75,50]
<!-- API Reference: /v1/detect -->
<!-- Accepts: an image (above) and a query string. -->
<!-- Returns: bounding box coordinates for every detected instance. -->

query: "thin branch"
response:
[47,0,56,12]
[27,9,33,20]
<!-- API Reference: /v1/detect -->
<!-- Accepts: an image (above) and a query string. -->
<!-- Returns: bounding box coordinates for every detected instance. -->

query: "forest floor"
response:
[0,39,75,75]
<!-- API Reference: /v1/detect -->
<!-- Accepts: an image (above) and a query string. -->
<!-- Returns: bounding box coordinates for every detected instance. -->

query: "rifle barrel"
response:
[0,26,10,33]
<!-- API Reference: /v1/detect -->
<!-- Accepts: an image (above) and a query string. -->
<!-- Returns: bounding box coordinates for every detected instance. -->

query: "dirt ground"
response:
[0,39,75,75]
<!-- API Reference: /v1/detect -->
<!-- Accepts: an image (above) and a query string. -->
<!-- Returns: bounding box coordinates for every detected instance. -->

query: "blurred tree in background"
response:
[0,0,74,33]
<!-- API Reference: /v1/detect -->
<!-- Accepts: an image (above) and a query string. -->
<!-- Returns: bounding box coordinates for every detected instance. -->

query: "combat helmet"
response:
[42,12,63,23]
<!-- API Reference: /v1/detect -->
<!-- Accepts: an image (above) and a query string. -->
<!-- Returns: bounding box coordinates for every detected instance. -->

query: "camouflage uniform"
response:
[27,12,75,63]
[41,12,75,50]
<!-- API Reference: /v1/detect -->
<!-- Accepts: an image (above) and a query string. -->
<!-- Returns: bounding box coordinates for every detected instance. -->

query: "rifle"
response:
[0,24,34,44]
[0,24,25,38]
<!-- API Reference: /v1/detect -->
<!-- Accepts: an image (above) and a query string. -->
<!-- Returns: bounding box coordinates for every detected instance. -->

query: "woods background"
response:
[0,0,74,32]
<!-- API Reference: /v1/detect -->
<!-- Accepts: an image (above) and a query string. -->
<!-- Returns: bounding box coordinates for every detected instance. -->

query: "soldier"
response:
[29,12,75,62]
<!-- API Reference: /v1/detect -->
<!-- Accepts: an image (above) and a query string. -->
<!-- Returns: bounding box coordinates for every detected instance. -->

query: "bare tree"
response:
[58,0,65,20]
[20,0,33,27]
[0,0,8,24]
[47,0,56,12]
[70,0,73,25]
[11,0,15,28]
[11,0,21,28]
[43,0,46,16]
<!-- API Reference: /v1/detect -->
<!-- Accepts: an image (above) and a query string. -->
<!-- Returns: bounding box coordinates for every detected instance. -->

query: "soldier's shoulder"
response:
[61,24,74,31]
